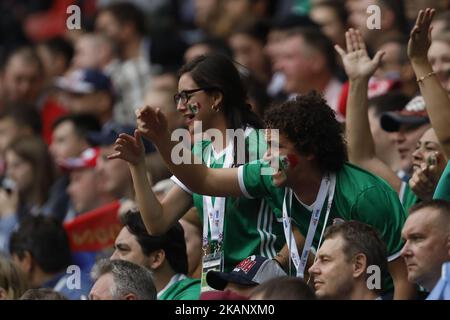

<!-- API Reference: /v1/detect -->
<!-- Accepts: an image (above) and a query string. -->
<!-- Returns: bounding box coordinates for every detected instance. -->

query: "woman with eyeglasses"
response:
[109,54,285,280]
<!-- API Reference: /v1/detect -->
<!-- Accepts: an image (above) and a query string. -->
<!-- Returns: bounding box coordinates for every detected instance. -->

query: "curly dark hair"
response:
[264,92,347,172]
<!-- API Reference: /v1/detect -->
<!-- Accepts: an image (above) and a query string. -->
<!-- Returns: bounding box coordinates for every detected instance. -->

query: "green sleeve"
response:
[434,161,450,201]
[401,183,419,212]
[237,160,274,198]
[172,280,200,300]
[352,186,407,260]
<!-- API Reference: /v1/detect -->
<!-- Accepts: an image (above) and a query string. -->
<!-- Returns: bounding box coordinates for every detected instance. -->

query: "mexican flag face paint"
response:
[188,102,200,115]
[279,154,299,171]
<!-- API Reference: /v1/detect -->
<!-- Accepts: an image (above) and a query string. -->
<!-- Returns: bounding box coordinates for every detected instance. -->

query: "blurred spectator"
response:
[401,200,450,293]
[206,255,286,297]
[50,114,101,165]
[36,37,74,89]
[55,69,114,125]
[242,73,272,117]
[0,104,42,174]
[3,136,56,216]
[143,89,182,183]
[380,96,432,181]
[376,36,418,97]
[192,0,224,39]
[265,14,318,100]
[184,37,231,64]
[9,216,92,300]
[310,0,348,50]
[229,19,271,86]
[36,37,74,144]
[346,0,407,50]
[431,10,450,38]
[368,92,410,172]
[150,70,178,93]
[47,113,101,221]
[250,276,316,300]
[428,32,450,95]
[61,148,114,221]
[111,210,200,300]
[275,27,343,117]
[20,288,68,300]
[89,123,154,201]
[144,89,183,134]
[0,253,29,299]
[404,0,450,23]
[308,221,389,300]
[0,47,43,108]
[89,258,156,300]
[72,33,117,71]
[214,0,273,38]
[95,2,152,125]
[0,136,56,252]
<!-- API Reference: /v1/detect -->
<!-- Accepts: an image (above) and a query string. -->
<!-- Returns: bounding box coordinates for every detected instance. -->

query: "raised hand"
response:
[335,28,385,80]
[409,162,439,201]
[108,129,145,166]
[135,106,169,143]
[407,8,435,63]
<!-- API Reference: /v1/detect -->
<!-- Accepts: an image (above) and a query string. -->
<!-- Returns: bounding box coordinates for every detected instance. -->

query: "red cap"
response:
[58,147,99,171]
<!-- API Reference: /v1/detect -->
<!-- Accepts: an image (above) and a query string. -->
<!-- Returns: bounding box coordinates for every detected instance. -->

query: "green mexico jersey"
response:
[238,161,407,261]
[172,128,285,272]
[158,276,201,300]
[400,182,419,211]
[434,161,450,201]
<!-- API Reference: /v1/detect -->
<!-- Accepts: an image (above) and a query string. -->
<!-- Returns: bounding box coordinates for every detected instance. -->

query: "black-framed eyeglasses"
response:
[173,87,215,105]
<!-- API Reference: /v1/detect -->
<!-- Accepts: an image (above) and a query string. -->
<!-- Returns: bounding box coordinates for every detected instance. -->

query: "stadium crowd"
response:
[0,0,449,300]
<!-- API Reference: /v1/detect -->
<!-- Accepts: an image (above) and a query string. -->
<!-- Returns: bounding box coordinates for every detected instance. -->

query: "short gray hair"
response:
[91,259,156,300]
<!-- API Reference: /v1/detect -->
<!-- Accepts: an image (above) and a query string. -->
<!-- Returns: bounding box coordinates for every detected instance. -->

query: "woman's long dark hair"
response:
[179,54,264,167]
[178,54,264,131]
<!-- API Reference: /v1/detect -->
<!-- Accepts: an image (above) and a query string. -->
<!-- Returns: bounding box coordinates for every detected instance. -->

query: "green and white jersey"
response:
[172,128,285,272]
[158,274,201,300]
[238,161,407,261]
[434,161,450,201]
[399,181,419,211]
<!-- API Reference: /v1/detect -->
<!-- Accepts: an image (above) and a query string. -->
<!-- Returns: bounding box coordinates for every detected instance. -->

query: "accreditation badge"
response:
[200,251,224,293]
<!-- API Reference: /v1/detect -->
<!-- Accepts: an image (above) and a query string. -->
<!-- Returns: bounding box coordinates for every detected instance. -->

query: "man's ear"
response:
[148,249,165,270]
[123,293,137,300]
[211,90,224,109]
[0,287,9,300]
[97,91,113,114]
[352,253,367,279]
[13,251,33,274]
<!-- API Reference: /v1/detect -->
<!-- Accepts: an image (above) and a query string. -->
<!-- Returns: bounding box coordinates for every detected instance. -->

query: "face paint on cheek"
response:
[279,154,299,171]
[286,154,299,168]
[188,102,200,115]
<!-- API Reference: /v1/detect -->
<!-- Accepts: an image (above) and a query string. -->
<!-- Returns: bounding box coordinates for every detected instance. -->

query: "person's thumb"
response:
[134,129,144,147]
[373,50,385,66]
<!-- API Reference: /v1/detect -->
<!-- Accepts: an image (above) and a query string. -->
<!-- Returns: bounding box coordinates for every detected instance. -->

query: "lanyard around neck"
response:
[282,173,336,277]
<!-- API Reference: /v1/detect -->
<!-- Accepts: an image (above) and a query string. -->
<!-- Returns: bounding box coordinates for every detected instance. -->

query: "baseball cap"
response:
[206,255,286,291]
[55,69,113,94]
[58,147,99,171]
[200,290,248,300]
[87,122,155,154]
[380,96,429,132]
